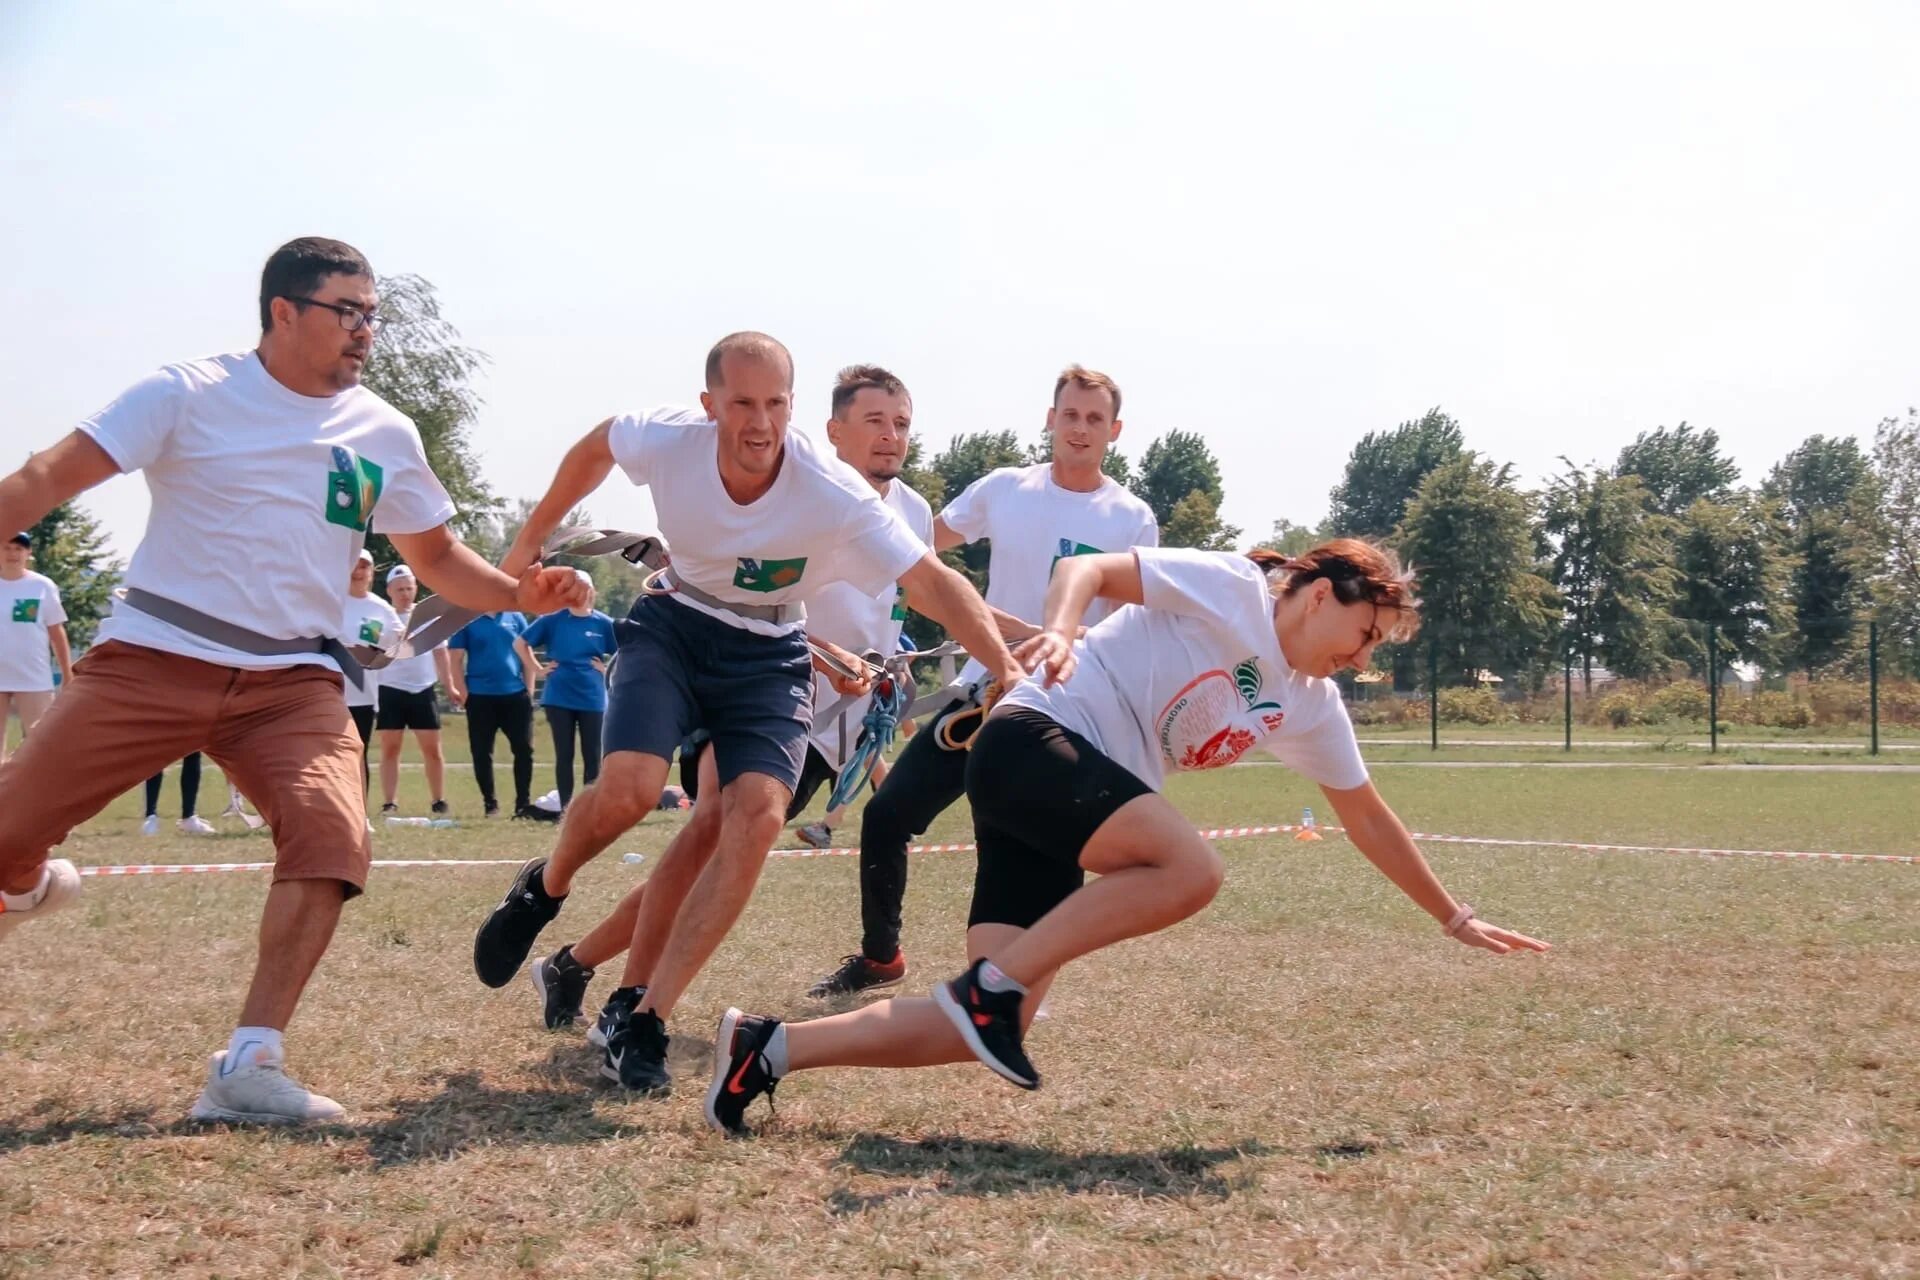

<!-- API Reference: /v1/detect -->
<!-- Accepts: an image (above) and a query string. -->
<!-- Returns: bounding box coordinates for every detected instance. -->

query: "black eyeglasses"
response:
[286,296,386,334]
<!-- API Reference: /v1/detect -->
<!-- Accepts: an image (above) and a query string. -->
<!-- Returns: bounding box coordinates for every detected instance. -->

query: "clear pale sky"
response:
[4,1,1916,559]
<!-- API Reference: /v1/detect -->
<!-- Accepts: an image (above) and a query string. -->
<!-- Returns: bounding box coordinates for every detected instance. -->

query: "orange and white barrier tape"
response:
[72,823,1914,878]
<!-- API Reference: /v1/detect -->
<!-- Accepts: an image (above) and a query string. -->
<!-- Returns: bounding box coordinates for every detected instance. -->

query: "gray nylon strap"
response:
[118,588,367,690]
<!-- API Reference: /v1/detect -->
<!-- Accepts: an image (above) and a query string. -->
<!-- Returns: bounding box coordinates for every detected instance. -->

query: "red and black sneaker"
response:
[806,950,908,999]
[704,1008,782,1136]
[933,958,1038,1090]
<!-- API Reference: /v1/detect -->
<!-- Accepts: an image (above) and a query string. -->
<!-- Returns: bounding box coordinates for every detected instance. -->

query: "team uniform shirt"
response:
[448,612,529,696]
[523,609,618,712]
[381,607,445,694]
[0,571,69,693]
[606,408,929,639]
[940,462,1158,686]
[804,479,935,769]
[998,548,1369,793]
[340,592,401,707]
[79,351,455,672]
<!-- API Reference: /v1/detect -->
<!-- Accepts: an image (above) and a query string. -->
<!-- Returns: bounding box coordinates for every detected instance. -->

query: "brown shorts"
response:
[0,641,372,895]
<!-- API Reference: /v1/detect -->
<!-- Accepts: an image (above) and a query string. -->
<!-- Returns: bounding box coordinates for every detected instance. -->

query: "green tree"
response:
[1541,464,1677,686]
[1671,492,1790,674]
[1161,489,1240,550]
[1764,435,1876,672]
[1869,408,1920,677]
[359,274,499,564]
[1131,430,1225,528]
[1394,456,1557,686]
[25,499,121,649]
[1253,518,1328,557]
[1327,408,1466,538]
[1614,421,1739,516]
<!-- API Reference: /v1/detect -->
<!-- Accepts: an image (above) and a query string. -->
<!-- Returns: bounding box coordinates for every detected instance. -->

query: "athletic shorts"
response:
[962,706,1153,930]
[603,595,814,793]
[680,736,844,821]
[376,686,440,731]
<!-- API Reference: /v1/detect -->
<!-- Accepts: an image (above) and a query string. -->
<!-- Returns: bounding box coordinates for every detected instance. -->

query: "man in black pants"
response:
[807,365,1158,997]
[446,609,544,819]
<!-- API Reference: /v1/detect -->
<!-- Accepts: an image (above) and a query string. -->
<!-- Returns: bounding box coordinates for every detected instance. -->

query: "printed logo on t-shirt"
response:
[733,557,807,593]
[890,585,909,623]
[1156,658,1284,771]
[326,446,384,532]
[357,618,385,644]
[1048,538,1104,577]
[9,599,37,624]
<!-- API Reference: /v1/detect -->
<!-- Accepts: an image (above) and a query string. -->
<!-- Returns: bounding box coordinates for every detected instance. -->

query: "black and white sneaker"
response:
[705,1008,781,1136]
[473,857,565,988]
[586,985,645,1050]
[600,1007,671,1095]
[430,800,450,817]
[932,958,1039,1090]
[528,945,595,1030]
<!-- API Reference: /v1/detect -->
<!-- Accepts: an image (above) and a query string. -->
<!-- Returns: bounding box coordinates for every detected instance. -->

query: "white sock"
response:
[762,1024,790,1078]
[978,960,1027,996]
[221,1027,284,1075]
[0,865,51,911]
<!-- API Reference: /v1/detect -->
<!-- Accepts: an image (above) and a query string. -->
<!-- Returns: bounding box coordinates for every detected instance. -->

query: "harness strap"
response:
[117,588,369,690]
[648,565,804,627]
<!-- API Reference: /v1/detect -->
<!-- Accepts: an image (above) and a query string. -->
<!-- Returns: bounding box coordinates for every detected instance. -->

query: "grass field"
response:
[3,747,1917,1278]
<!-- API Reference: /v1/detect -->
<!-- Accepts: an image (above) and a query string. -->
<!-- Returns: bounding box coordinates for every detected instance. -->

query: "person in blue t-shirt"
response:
[522,573,619,810]
[447,609,541,819]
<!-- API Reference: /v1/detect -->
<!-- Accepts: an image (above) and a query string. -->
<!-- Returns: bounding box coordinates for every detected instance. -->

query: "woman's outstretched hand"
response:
[1454,918,1551,955]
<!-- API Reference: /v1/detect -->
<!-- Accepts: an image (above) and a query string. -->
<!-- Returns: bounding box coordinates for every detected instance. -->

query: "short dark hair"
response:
[704,331,794,391]
[1053,364,1122,419]
[259,237,373,332]
[830,364,908,418]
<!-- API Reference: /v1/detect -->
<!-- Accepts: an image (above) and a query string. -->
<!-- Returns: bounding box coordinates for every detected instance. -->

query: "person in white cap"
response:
[377,562,452,815]
[0,530,73,762]
[341,549,399,794]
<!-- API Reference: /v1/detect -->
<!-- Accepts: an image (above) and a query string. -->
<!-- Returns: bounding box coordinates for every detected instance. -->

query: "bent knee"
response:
[1170,844,1225,914]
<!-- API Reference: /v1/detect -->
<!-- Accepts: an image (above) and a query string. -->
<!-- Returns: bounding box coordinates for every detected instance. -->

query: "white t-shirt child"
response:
[341,593,401,708]
[941,462,1158,686]
[998,548,1369,793]
[79,351,456,671]
[606,408,928,638]
[0,571,69,693]
[805,479,935,769]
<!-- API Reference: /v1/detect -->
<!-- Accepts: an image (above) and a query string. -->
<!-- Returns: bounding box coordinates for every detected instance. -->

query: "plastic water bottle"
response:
[621,852,647,865]
[385,816,433,828]
[1302,807,1316,830]
[429,819,458,829]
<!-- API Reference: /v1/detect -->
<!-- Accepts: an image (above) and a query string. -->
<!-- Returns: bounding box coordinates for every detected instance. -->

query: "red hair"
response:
[1248,539,1420,641]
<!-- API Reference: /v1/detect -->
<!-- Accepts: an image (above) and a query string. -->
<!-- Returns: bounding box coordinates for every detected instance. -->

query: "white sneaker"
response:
[177,816,217,836]
[189,1048,344,1125]
[0,859,82,941]
[141,814,161,836]
[794,821,834,849]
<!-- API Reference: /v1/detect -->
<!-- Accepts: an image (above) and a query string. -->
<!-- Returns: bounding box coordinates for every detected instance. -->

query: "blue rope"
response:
[826,674,913,811]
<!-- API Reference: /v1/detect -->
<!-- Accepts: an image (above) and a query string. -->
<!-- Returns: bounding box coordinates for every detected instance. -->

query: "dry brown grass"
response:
[2,766,1917,1278]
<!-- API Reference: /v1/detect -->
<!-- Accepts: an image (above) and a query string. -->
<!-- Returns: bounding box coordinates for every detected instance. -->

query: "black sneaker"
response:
[473,857,564,988]
[587,985,645,1050]
[484,800,501,818]
[704,1008,781,1136]
[806,951,908,999]
[932,958,1038,1090]
[600,1007,671,1095]
[380,803,398,815]
[513,805,559,823]
[528,944,594,1030]
[430,800,450,817]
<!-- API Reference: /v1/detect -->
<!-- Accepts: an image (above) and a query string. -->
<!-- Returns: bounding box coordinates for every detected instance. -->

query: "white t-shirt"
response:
[805,479,935,769]
[341,592,401,707]
[940,462,1159,685]
[0,570,69,693]
[381,607,444,694]
[998,548,1369,793]
[81,352,456,672]
[607,407,929,637]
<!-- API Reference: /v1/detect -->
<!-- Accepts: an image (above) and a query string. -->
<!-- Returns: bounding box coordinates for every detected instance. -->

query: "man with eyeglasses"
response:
[0,236,589,1125]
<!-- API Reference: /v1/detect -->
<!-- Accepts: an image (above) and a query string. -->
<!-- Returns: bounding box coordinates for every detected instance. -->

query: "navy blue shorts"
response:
[604,595,814,794]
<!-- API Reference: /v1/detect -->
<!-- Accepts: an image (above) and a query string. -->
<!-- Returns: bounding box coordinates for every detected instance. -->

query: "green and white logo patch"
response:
[1049,538,1104,577]
[10,598,37,624]
[733,557,808,593]
[326,446,384,532]
[357,617,386,644]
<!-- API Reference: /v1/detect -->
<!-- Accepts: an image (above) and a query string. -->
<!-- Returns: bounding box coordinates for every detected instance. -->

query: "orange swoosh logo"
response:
[726,1043,756,1095]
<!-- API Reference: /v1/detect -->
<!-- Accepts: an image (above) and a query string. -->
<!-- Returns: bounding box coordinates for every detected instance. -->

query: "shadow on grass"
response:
[826,1133,1271,1212]
[0,1071,622,1167]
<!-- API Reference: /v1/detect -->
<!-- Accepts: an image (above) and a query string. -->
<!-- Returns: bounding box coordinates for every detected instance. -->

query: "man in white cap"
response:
[0,530,73,763]
[377,562,451,815]
[341,549,398,793]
